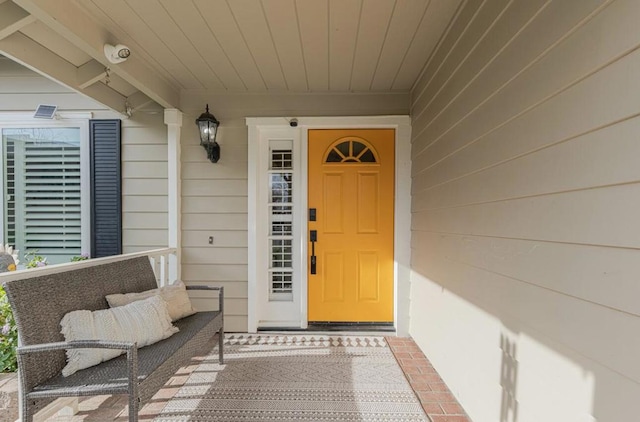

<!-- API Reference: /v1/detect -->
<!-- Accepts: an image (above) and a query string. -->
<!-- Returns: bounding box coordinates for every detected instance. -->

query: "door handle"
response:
[310,230,317,275]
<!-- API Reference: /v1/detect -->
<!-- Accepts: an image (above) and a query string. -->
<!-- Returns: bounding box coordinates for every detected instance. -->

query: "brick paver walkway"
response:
[386,336,472,422]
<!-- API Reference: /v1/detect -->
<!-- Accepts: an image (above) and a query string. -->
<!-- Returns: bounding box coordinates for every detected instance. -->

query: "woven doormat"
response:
[154,334,427,421]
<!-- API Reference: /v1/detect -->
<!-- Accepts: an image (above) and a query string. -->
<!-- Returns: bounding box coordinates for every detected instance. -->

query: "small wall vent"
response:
[34,104,58,119]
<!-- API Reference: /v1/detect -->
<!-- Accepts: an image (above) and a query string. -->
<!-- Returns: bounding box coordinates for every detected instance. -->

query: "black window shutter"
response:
[90,119,122,258]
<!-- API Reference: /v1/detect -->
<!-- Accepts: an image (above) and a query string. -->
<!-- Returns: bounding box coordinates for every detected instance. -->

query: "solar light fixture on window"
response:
[196,104,220,163]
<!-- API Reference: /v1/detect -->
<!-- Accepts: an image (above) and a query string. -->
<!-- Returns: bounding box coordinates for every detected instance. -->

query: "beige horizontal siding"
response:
[413,0,636,172]
[182,196,247,214]
[123,213,168,230]
[182,161,248,180]
[182,247,247,265]
[222,316,248,333]
[182,179,247,197]
[412,117,640,211]
[121,144,168,161]
[182,144,248,163]
[182,231,247,248]
[190,296,247,315]
[123,179,168,196]
[91,110,170,254]
[122,161,168,179]
[122,196,169,213]
[122,230,168,248]
[185,280,248,297]
[412,230,640,317]
[182,264,247,283]
[180,118,249,327]
[181,116,248,280]
[181,214,247,231]
[409,0,640,421]
[412,233,640,381]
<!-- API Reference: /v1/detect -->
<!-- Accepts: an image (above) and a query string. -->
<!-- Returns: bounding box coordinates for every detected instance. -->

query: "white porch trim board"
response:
[0,247,177,285]
[164,109,182,283]
[246,116,411,335]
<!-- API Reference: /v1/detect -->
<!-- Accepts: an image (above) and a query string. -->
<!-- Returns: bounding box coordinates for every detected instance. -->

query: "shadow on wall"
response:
[408,254,612,421]
[500,333,518,422]
[410,203,640,419]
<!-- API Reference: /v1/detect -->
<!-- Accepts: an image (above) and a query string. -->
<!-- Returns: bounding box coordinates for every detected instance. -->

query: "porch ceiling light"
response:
[104,43,131,64]
[196,104,220,163]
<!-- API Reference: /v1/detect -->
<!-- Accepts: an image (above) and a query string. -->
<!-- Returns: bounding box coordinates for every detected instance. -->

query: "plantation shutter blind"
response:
[90,120,122,258]
[5,131,82,261]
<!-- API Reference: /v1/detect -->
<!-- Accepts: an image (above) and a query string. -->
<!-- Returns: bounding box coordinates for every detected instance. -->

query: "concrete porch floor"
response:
[19,336,472,422]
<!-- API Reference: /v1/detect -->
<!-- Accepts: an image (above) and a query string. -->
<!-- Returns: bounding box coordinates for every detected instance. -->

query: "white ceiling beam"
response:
[0,32,130,115]
[0,2,35,40]
[83,83,129,114]
[77,60,107,89]
[126,90,154,112]
[12,0,180,109]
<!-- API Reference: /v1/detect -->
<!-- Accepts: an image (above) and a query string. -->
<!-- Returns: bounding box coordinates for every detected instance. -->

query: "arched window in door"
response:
[324,138,379,163]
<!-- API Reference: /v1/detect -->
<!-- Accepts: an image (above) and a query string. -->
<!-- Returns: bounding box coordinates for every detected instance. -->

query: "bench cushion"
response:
[60,295,178,376]
[106,281,196,321]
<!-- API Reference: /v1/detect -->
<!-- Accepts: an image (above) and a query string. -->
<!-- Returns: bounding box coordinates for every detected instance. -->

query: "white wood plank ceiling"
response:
[0,0,463,113]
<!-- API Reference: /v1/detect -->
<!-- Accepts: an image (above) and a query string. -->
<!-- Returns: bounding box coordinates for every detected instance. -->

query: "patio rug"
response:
[154,334,427,421]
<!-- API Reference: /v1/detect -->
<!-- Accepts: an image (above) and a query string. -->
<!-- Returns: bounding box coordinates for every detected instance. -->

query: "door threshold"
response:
[260,322,395,333]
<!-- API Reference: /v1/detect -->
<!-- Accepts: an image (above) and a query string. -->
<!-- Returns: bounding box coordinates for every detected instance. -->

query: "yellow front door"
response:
[308,129,395,322]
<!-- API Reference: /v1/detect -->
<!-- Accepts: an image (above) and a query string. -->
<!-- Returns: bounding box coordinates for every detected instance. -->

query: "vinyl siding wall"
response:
[118,111,168,254]
[0,60,168,256]
[179,92,409,332]
[409,1,640,421]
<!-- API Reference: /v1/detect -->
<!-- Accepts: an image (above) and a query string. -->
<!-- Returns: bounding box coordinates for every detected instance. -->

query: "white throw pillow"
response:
[60,295,178,377]
[105,281,196,321]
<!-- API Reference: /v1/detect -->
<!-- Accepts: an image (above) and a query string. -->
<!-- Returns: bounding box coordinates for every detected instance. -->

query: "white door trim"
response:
[246,116,411,335]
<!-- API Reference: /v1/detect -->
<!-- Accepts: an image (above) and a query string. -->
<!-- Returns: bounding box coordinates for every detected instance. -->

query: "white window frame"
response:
[0,113,92,260]
[248,126,303,329]
[247,116,412,335]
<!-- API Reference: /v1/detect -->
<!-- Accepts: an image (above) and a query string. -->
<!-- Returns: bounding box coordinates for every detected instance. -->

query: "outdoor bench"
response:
[2,256,224,422]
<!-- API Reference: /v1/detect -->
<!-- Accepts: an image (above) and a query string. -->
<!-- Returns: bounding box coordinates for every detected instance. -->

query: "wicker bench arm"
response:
[17,339,139,420]
[18,340,137,355]
[186,285,224,313]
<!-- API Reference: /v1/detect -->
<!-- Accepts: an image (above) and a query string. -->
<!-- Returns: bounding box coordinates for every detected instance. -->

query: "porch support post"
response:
[164,109,183,283]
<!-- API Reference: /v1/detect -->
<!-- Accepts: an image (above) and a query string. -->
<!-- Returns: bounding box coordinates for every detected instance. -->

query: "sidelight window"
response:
[268,144,294,300]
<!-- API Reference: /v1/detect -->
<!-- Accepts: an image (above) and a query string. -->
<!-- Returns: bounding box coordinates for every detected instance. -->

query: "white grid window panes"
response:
[271,149,292,169]
[271,221,292,236]
[268,143,294,301]
[270,238,292,268]
[271,271,293,295]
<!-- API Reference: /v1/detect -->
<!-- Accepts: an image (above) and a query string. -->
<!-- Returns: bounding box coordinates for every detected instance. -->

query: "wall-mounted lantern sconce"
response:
[196,104,220,163]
